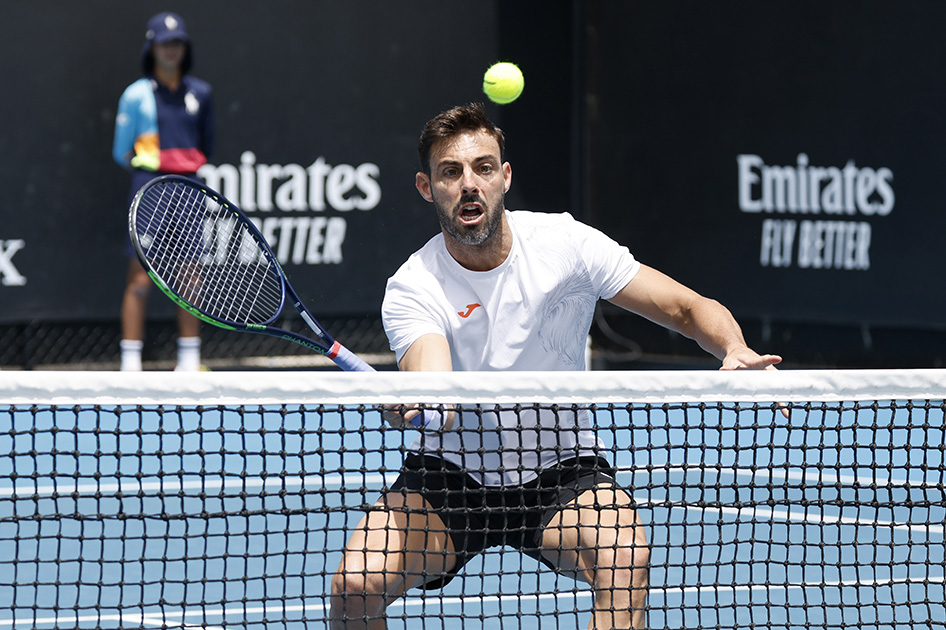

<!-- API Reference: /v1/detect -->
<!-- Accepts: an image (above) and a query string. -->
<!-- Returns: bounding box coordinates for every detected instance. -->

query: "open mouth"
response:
[458,201,484,225]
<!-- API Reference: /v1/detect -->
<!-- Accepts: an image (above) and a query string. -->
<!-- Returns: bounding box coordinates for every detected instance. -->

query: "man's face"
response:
[416,129,511,247]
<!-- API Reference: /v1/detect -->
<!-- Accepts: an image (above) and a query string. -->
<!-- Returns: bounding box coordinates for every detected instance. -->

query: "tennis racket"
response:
[128,174,373,372]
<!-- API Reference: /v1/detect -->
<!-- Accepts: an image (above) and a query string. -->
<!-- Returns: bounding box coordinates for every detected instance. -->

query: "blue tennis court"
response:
[1,398,944,629]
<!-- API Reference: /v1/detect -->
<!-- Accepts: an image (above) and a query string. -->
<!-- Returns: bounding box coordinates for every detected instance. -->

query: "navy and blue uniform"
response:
[113,75,214,254]
[113,75,214,194]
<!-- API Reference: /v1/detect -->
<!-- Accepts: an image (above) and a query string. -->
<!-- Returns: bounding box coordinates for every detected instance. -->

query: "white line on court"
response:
[4,573,944,629]
[4,466,940,536]
[3,464,941,500]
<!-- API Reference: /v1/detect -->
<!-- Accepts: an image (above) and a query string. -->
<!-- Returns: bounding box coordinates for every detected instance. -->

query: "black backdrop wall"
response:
[2,1,944,367]
[583,1,946,365]
[586,2,946,328]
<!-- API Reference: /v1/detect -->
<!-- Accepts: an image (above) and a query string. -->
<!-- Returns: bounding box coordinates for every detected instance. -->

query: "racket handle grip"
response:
[330,342,375,372]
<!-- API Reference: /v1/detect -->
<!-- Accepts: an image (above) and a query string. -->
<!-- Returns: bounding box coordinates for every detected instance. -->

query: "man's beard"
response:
[434,193,504,246]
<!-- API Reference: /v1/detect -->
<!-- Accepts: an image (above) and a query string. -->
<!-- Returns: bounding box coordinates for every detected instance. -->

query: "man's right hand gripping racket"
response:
[128,174,373,372]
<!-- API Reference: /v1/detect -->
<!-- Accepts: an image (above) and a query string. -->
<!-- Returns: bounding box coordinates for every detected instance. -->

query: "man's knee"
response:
[331,552,396,612]
[592,532,650,588]
[127,278,152,299]
[333,561,382,596]
[331,571,380,627]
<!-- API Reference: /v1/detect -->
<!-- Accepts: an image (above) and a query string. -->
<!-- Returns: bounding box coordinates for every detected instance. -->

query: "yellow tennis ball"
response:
[483,62,524,104]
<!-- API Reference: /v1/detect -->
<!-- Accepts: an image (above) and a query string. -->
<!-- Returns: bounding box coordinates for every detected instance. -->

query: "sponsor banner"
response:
[586,2,946,329]
[0,240,27,288]
[739,153,892,272]
[197,152,382,269]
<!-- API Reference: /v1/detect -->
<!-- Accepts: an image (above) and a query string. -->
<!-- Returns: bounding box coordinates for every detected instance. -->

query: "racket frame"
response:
[128,175,372,371]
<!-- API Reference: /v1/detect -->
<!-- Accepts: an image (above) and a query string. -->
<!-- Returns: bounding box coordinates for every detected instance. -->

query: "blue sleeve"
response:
[112,91,135,167]
[112,79,157,168]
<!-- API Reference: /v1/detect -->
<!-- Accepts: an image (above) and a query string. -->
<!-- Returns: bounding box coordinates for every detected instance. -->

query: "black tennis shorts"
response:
[387,454,633,590]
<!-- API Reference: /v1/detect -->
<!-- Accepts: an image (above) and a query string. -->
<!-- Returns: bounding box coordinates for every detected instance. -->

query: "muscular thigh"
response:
[539,485,644,581]
[341,489,458,594]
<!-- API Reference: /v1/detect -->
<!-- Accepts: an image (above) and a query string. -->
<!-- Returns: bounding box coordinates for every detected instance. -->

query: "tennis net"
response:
[1,369,944,629]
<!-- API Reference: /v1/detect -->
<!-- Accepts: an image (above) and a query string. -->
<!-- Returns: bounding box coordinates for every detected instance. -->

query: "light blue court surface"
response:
[1,401,944,629]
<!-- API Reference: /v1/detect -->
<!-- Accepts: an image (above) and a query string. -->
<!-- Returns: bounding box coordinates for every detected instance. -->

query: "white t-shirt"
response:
[382,210,640,485]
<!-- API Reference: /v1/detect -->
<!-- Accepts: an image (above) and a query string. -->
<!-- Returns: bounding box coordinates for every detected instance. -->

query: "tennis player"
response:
[330,103,783,629]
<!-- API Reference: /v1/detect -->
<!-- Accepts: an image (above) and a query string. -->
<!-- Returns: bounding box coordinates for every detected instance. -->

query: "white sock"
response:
[176,336,201,372]
[120,339,143,372]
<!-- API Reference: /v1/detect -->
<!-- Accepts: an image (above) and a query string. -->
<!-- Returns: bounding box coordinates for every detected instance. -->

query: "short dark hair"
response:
[417,103,506,175]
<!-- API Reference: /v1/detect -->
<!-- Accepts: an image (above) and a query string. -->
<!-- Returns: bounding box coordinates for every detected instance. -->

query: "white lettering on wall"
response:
[198,152,381,266]
[738,153,894,216]
[740,154,891,271]
[199,152,381,214]
[0,239,26,286]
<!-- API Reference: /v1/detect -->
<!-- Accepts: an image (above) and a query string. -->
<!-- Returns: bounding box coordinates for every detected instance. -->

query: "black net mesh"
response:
[2,376,944,629]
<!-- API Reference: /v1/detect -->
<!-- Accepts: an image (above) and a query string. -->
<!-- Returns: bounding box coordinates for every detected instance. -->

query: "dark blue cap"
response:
[145,12,190,44]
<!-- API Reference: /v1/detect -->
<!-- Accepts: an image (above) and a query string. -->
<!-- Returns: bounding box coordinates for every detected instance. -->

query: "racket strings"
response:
[212,219,279,323]
[189,197,283,324]
[134,181,284,325]
[141,185,204,297]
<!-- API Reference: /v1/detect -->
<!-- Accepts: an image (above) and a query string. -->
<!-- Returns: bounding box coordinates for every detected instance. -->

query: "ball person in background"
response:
[112,11,214,371]
[330,103,783,629]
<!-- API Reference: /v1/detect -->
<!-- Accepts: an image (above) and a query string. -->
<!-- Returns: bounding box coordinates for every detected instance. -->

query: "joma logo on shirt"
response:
[457,303,481,318]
